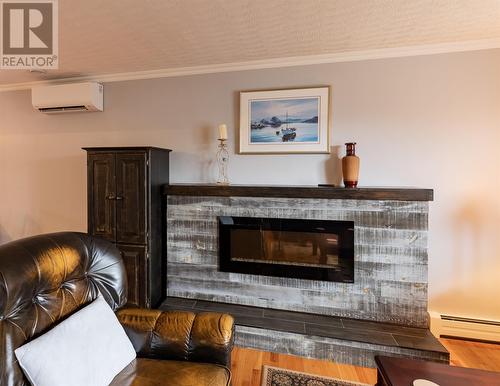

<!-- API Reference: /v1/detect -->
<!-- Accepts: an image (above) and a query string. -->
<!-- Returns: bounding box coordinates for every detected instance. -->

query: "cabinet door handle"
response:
[115,196,124,201]
[106,194,116,200]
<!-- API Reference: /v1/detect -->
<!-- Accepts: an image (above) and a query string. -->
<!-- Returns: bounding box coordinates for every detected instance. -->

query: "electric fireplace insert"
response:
[218,216,354,283]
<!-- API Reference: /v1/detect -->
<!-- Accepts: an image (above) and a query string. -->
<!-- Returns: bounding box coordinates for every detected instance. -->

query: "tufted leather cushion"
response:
[110,358,231,386]
[117,309,235,367]
[0,232,127,386]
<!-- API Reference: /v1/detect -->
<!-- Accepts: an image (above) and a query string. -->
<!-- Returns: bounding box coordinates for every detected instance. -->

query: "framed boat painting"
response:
[239,87,330,154]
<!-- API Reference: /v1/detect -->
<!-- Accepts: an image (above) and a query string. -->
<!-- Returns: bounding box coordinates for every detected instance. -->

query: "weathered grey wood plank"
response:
[167,227,428,253]
[167,199,428,229]
[166,195,430,327]
[167,195,430,212]
[166,244,428,266]
[167,261,427,288]
[167,209,428,231]
[167,276,428,326]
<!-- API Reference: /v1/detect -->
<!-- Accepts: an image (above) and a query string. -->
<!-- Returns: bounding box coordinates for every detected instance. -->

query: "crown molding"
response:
[1,38,499,92]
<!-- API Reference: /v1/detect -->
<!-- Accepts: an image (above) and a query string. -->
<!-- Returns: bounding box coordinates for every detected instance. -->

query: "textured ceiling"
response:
[1,0,500,86]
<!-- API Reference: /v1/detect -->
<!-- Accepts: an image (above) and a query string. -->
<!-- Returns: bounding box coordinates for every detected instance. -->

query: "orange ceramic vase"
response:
[342,142,360,188]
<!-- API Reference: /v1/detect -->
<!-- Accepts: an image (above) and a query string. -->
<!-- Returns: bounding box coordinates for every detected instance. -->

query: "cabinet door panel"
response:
[88,153,115,241]
[117,244,148,308]
[116,153,147,244]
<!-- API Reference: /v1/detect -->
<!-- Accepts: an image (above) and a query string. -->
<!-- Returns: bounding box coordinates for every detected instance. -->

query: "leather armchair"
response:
[0,232,234,386]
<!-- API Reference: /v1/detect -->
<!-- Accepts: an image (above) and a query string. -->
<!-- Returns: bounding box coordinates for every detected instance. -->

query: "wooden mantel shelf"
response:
[163,184,433,201]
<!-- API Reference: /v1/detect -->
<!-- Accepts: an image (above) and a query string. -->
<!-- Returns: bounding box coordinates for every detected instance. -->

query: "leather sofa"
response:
[0,232,234,386]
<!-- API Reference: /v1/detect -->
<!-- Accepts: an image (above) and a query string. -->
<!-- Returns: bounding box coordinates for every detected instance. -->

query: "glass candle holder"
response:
[216,139,229,185]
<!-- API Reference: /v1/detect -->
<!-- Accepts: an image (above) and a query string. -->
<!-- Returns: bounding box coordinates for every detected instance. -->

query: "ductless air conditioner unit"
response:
[32,82,103,113]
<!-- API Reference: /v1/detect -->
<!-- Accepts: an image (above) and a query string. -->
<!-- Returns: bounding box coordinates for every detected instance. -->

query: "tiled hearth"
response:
[161,297,448,367]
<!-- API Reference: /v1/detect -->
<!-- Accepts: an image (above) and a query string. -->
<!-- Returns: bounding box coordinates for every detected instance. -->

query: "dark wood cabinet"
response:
[84,147,170,308]
[119,244,147,308]
[88,153,116,241]
[115,153,147,245]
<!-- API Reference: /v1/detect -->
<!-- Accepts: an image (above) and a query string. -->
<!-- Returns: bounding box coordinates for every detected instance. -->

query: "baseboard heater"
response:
[438,314,500,343]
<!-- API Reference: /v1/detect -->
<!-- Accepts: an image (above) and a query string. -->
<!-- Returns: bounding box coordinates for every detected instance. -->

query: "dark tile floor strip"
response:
[195,300,265,317]
[236,315,306,334]
[305,323,396,346]
[160,297,447,354]
[263,308,343,328]
[162,297,197,308]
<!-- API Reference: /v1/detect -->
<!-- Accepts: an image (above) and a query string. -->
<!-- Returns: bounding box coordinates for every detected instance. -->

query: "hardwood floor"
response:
[231,346,377,386]
[441,338,500,371]
[231,338,500,386]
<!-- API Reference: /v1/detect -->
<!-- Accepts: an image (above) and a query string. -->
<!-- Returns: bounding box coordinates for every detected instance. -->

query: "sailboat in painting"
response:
[280,111,297,141]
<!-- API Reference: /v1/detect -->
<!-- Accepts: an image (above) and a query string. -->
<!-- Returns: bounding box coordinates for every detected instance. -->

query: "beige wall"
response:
[1,49,499,322]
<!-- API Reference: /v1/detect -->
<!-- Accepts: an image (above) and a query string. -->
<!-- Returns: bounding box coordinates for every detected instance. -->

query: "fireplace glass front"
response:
[218,216,354,283]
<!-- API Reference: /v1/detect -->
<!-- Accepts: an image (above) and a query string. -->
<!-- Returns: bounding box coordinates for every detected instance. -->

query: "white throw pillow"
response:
[15,296,136,386]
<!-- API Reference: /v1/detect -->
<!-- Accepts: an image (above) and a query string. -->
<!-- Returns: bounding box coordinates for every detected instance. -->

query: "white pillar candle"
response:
[218,124,228,140]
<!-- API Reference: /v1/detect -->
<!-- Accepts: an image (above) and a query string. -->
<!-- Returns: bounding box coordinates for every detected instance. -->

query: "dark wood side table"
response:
[375,355,500,386]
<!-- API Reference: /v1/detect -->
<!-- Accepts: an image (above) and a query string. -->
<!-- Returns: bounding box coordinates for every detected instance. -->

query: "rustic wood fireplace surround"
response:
[161,184,448,368]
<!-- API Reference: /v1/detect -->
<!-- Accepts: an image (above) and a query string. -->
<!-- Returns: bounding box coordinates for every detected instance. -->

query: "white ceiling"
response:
[1,0,499,88]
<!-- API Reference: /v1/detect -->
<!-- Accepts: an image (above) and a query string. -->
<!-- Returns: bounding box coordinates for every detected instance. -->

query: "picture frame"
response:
[239,87,330,154]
